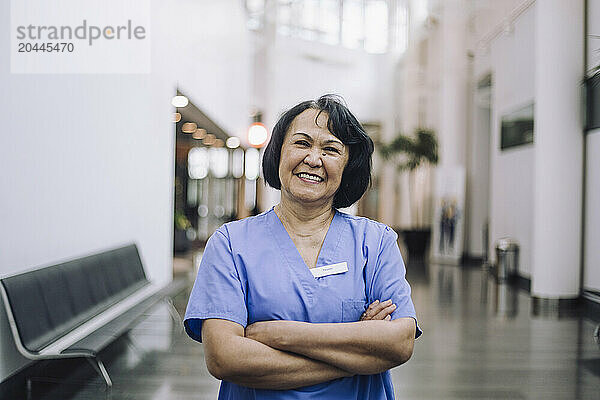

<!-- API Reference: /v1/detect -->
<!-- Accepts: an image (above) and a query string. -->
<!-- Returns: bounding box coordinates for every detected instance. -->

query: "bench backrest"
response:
[0,244,148,353]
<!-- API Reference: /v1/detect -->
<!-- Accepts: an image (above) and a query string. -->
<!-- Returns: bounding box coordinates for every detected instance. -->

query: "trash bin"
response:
[495,238,519,282]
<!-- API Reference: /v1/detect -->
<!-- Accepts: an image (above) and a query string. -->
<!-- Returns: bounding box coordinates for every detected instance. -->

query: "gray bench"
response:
[0,243,180,389]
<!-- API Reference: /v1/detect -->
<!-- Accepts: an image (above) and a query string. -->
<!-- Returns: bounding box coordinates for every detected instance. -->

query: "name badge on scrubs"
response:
[310,262,348,278]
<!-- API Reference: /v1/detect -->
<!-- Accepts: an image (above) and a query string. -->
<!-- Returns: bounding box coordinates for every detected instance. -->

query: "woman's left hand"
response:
[360,299,396,321]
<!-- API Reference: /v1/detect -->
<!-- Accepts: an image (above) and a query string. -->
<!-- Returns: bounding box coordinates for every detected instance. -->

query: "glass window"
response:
[209,147,229,179]
[342,0,363,49]
[277,1,292,36]
[321,0,340,45]
[245,148,260,180]
[247,0,265,14]
[302,0,319,31]
[394,1,408,54]
[232,148,245,178]
[187,179,198,206]
[245,178,257,210]
[246,0,265,30]
[288,0,304,36]
[188,147,208,180]
[251,0,403,54]
[364,0,388,53]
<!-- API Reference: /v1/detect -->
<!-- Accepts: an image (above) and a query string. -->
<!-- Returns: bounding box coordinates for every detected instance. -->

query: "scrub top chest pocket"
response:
[341,299,367,322]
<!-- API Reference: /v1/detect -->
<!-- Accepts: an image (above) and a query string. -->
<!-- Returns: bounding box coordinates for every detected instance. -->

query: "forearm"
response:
[220,335,352,389]
[205,330,352,390]
[247,319,415,375]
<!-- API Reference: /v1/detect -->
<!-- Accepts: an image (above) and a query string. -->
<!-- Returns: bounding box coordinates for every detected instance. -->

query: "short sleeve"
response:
[366,226,422,339]
[183,228,248,343]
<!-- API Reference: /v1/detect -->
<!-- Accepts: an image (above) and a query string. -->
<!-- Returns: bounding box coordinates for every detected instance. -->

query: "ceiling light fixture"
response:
[226,136,241,149]
[203,134,216,146]
[193,128,207,140]
[171,95,189,108]
[248,122,268,148]
[182,122,197,133]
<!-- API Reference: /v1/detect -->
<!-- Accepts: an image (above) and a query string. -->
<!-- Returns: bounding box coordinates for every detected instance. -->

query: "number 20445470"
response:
[18,42,74,52]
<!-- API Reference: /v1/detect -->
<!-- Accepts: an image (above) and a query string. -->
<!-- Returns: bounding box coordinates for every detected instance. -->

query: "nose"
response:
[303,147,323,167]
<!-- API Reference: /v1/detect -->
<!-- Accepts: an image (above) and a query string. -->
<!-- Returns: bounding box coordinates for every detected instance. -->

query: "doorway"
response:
[466,74,492,261]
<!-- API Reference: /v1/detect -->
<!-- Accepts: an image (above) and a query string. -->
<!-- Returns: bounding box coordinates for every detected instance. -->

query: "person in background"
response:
[184,94,421,399]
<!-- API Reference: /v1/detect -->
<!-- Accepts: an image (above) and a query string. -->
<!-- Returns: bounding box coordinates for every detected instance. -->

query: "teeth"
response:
[298,173,323,182]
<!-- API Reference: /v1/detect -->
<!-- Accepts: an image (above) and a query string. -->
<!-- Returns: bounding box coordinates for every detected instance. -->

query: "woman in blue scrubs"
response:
[184,95,421,399]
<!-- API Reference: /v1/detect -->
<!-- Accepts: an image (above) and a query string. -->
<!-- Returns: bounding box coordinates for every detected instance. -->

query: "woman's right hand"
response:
[359,299,396,321]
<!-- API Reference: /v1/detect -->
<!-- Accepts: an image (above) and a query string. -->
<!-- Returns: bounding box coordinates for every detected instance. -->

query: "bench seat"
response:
[0,243,179,389]
[41,282,163,356]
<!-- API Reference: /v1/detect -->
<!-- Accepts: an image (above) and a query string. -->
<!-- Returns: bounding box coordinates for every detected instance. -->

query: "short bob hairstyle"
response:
[262,94,374,209]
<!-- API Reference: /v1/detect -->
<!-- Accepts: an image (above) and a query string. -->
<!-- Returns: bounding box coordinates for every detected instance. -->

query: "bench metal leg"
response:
[86,357,113,388]
[163,298,183,333]
[123,333,144,358]
[24,363,114,396]
[26,377,32,400]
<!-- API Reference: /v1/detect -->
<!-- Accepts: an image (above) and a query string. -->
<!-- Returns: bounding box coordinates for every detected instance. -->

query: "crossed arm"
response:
[201,300,416,390]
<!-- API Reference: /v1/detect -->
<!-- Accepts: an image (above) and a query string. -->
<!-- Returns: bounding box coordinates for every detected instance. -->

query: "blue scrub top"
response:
[184,208,421,400]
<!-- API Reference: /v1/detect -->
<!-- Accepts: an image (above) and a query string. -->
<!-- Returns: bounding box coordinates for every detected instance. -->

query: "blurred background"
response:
[1,0,600,398]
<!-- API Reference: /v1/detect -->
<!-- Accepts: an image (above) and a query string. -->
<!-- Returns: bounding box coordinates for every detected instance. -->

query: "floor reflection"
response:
[402,261,600,400]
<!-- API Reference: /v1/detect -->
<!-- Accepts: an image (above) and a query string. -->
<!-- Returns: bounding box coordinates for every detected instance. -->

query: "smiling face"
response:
[278,108,349,208]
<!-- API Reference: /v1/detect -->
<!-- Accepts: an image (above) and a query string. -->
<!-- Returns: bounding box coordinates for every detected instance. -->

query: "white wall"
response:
[265,37,387,126]
[0,0,251,382]
[0,0,175,381]
[584,130,600,292]
[173,0,251,141]
[583,0,600,293]
[487,4,536,277]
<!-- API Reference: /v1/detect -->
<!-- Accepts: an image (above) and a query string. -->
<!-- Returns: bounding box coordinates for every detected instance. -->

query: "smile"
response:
[296,172,324,183]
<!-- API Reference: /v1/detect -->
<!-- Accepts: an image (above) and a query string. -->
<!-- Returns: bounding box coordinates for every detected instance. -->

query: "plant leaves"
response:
[379,128,438,171]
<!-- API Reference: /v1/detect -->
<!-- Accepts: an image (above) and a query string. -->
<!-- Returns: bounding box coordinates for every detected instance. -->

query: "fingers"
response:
[372,303,396,320]
[360,299,396,321]
[360,300,379,321]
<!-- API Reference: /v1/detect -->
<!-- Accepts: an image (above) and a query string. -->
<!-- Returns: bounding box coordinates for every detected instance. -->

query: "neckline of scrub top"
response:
[267,206,346,283]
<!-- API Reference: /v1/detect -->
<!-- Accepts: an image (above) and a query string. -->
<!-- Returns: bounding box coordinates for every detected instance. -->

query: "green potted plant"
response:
[379,128,439,261]
[174,209,193,254]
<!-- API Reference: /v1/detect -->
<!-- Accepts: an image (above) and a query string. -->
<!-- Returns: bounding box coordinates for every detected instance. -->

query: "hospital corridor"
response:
[1,0,600,399]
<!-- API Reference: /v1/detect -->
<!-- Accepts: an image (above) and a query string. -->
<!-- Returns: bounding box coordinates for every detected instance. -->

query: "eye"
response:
[295,140,310,147]
[324,147,341,154]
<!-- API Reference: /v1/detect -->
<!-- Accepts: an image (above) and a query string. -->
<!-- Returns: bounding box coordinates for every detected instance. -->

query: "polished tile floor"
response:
[9,261,600,400]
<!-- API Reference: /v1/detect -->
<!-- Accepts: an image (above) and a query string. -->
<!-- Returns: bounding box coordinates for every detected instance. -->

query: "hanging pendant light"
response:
[226,136,241,149]
[248,122,268,148]
[182,122,197,133]
[172,95,189,108]
[193,128,207,140]
[203,134,216,146]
